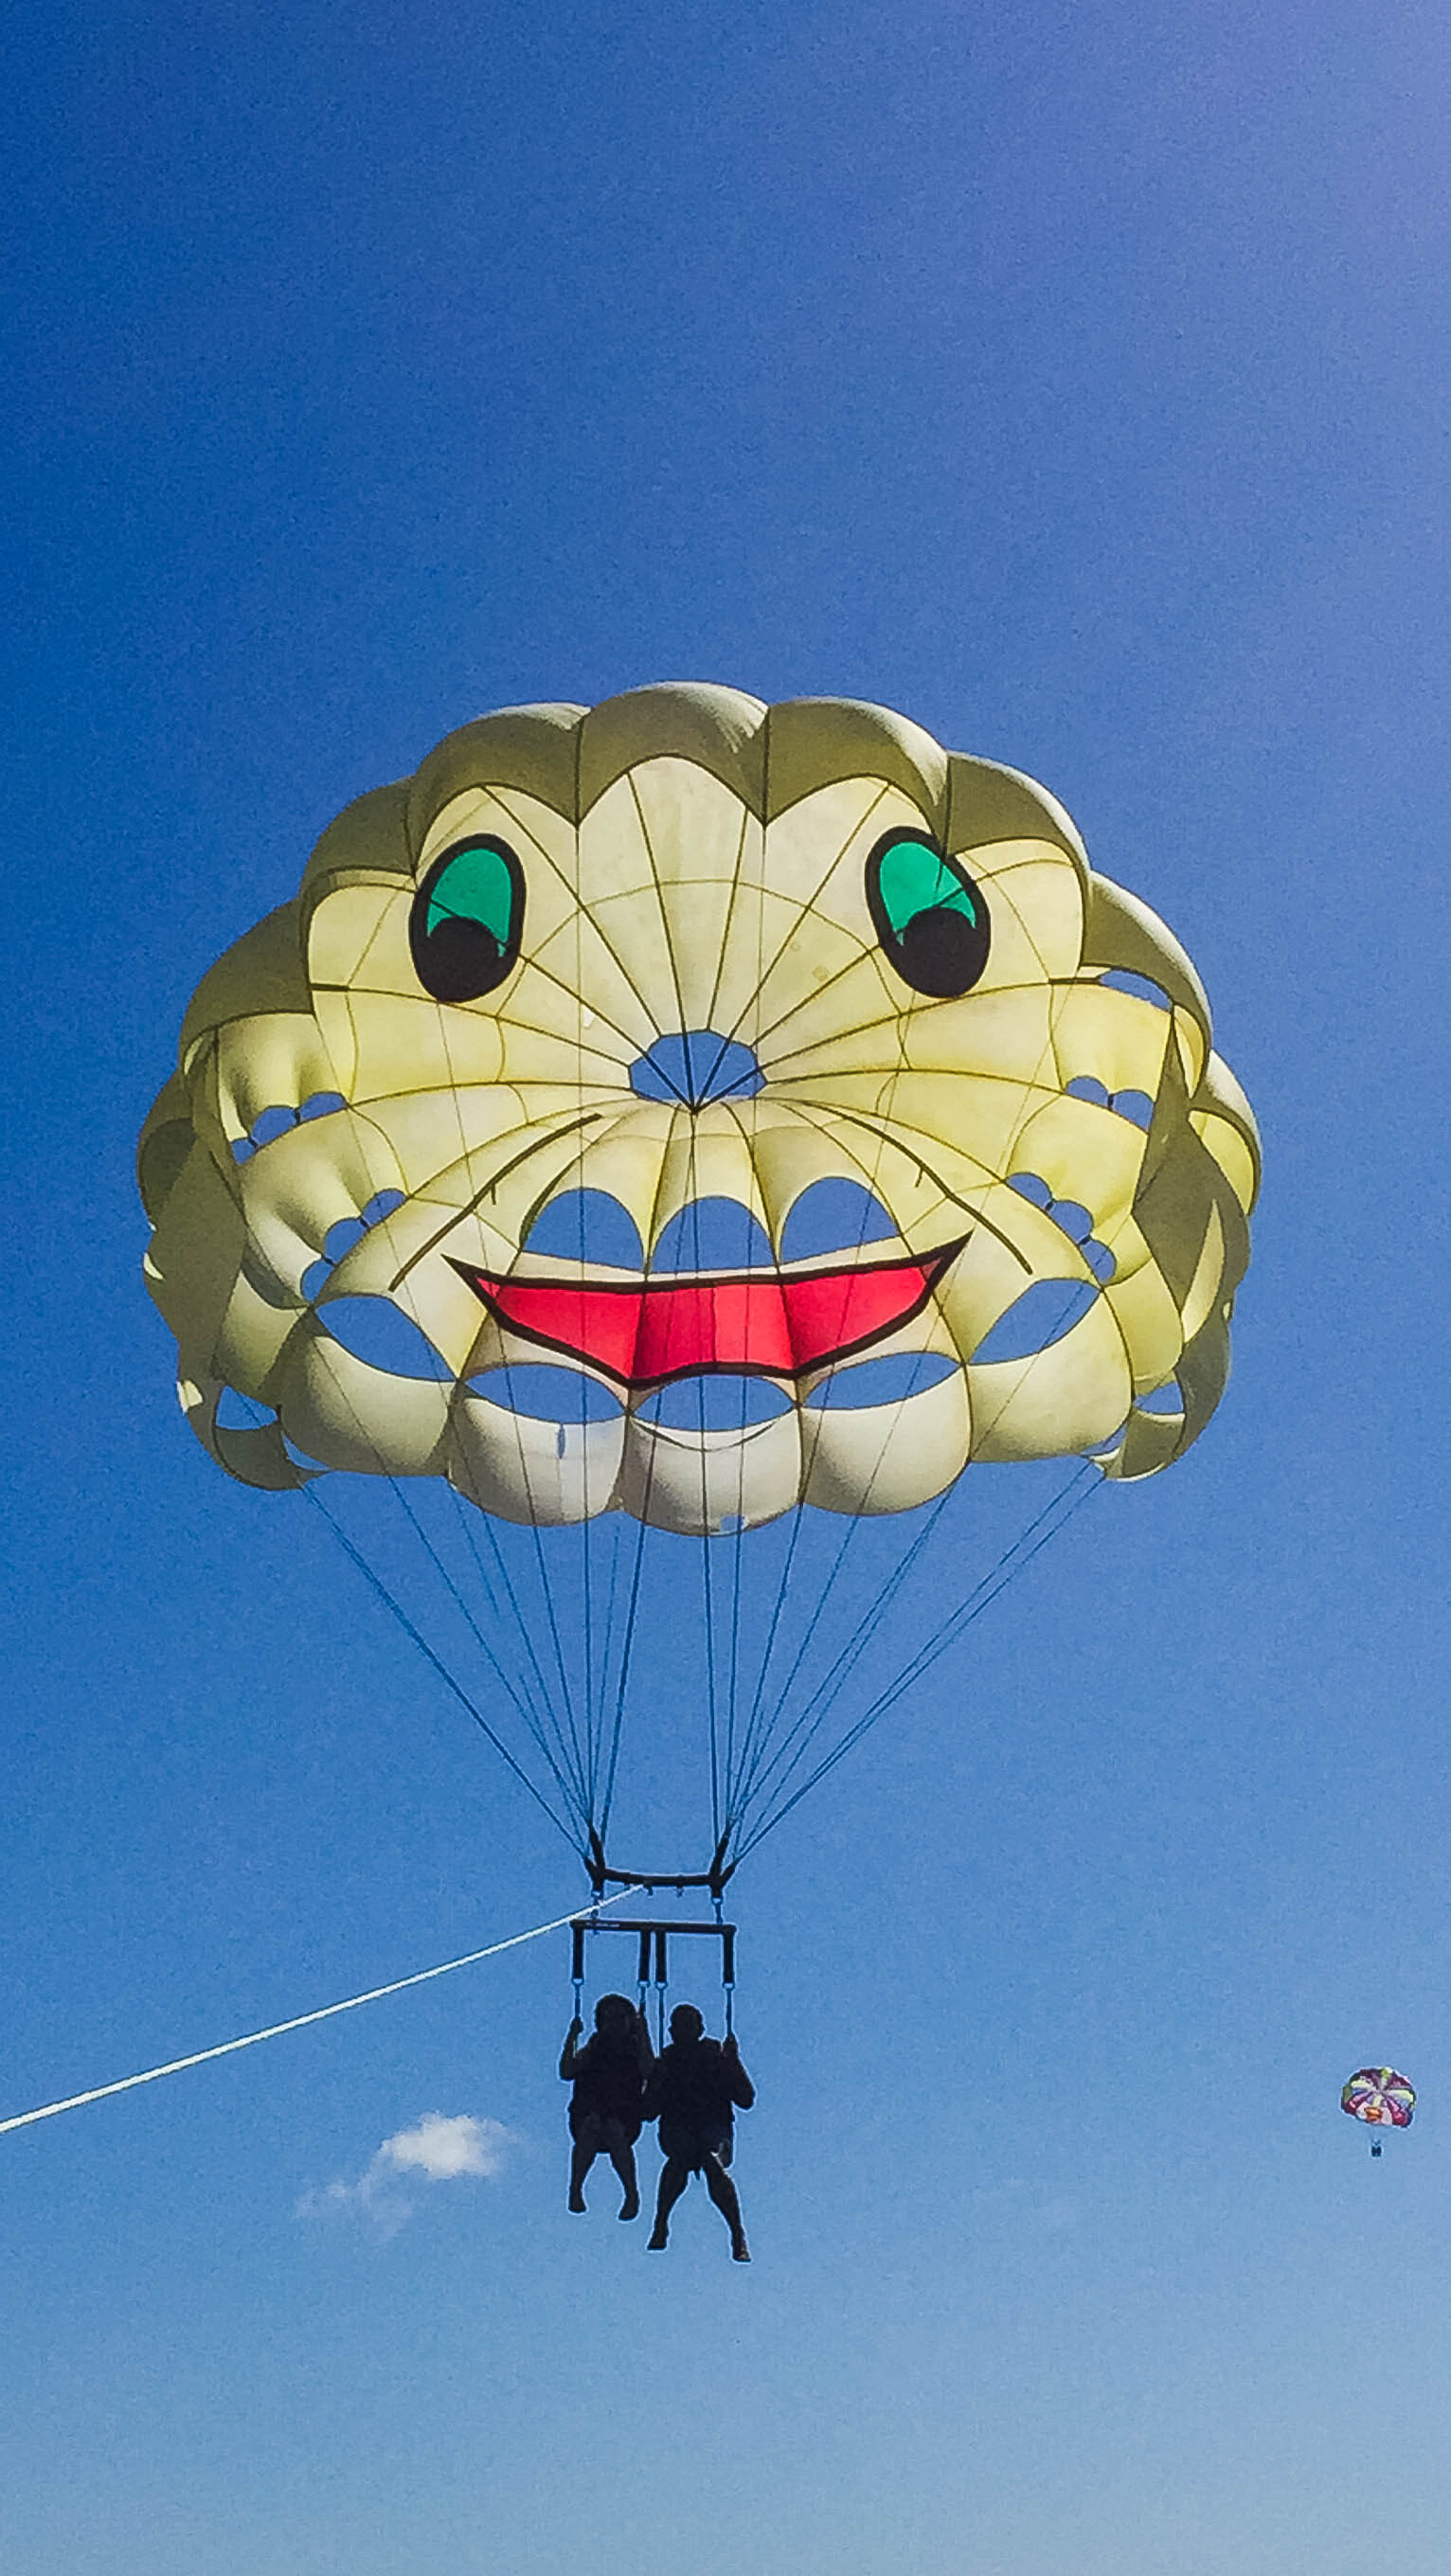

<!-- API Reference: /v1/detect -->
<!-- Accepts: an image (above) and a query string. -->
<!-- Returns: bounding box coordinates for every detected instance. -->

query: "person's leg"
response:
[704,2153,750,2260]
[568,2113,603,2211]
[648,2157,690,2248]
[601,2118,639,2220]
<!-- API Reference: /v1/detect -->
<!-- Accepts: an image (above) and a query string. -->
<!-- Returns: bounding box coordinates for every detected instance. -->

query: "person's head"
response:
[669,2002,705,2043]
[594,1993,635,2034]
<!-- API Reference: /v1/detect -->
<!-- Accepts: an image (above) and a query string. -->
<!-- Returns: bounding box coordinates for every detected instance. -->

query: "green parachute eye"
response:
[410,837,525,1002]
[867,832,990,999]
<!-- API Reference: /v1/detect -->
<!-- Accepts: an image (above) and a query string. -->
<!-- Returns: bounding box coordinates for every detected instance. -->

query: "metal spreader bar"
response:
[570,1911,739,2043]
[569,1918,736,1993]
[584,1830,735,1905]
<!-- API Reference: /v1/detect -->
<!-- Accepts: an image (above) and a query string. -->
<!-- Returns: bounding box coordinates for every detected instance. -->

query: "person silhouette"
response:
[560,1992,654,2219]
[644,2002,754,2261]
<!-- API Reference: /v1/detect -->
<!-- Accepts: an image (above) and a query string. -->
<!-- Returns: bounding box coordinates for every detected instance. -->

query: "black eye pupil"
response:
[420,914,505,1002]
[410,836,525,1003]
[866,832,991,1000]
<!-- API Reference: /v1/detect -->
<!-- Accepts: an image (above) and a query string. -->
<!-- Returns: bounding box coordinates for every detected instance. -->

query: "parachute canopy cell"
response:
[139,686,1260,1534]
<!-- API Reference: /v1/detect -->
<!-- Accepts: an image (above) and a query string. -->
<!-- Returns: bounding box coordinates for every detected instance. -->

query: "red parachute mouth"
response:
[449,1238,968,1392]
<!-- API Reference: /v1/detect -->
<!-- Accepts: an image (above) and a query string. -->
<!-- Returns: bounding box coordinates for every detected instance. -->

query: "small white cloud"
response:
[381,2112,511,2182]
[297,2112,516,2235]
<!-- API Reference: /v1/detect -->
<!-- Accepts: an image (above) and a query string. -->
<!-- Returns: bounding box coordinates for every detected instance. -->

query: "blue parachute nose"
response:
[629,1029,765,1108]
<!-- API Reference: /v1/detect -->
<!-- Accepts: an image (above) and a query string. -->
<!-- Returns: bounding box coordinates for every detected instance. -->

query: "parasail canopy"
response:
[138,688,1260,1885]
[1341,2067,1416,2130]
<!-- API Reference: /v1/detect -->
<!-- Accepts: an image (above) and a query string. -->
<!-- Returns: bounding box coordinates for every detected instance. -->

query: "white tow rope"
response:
[0,1889,626,2140]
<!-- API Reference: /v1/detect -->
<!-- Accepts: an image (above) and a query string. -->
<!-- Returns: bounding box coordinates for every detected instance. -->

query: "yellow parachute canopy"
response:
[141,685,1258,1538]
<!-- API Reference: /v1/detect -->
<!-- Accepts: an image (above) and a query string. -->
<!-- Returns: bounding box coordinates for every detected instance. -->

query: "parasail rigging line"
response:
[733,1458,1099,1860]
[301,1483,582,1852]
[711,1082,917,1838]
[726,1474,958,1833]
[0,1888,635,2142]
[717,962,1100,1849]
[439,1468,582,1805]
[366,1450,585,1817]
[271,1333,592,1829]
[735,1462,1090,1840]
[591,1125,682,1854]
[424,974,593,1816]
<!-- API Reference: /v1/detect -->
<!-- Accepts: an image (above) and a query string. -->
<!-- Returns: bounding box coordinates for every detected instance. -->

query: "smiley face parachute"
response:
[139,688,1259,1892]
[1342,2067,1416,2156]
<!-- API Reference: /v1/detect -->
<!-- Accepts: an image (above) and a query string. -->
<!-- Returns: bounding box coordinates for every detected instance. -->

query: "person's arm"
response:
[723,2034,755,2110]
[641,2049,665,2122]
[560,2018,583,2080]
[633,2008,656,2078]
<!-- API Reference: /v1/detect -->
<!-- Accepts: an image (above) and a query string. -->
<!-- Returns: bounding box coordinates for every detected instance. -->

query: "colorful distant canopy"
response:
[1341,2068,1416,2136]
[138,689,1261,1884]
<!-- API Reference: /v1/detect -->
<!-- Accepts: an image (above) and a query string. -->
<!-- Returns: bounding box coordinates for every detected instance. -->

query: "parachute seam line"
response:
[735,1464,1098,1860]
[566,745,605,1822]
[436,773,666,1043]
[387,1108,608,1290]
[389,1091,666,1290]
[717,781,895,1058]
[960,1275,1110,1453]
[748,939,897,1065]
[419,941,653,1065]
[940,891,1087,1437]
[448,954,643,1068]
[486,778,667,1046]
[325,886,397,992]
[629,769,690,1043]
[767,1057,1060,1092]
[751,971,1081,1078]
[398,958,1068,1109]
[0,1889,636,2141]
[701,802,753,1051]
[779,1099,1035,1271]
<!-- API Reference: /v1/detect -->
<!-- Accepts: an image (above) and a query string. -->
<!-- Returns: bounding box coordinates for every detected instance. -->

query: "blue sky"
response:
[3,2,1449,2568]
